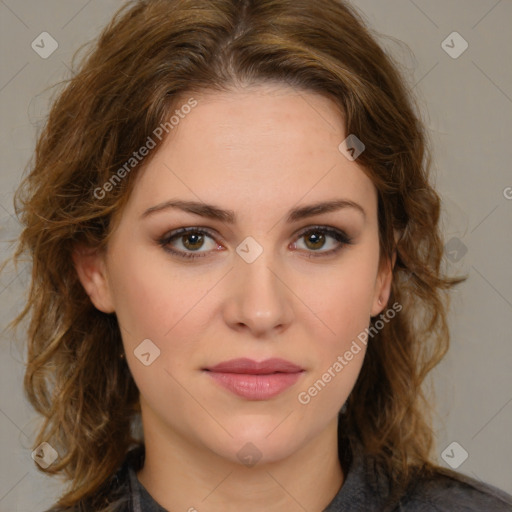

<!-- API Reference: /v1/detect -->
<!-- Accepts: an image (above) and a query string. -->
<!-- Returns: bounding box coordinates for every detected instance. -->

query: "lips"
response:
[203,358,304,400]
[205,358,304,374]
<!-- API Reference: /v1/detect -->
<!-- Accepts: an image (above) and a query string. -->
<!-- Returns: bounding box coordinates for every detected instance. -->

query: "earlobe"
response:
[72,244,115,313]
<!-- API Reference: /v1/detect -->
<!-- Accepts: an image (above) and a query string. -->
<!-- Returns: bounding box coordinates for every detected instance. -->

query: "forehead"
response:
[127,84,377,220]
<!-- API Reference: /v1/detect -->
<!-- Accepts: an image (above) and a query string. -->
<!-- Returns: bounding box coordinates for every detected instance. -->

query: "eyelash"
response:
[158,225,353,260]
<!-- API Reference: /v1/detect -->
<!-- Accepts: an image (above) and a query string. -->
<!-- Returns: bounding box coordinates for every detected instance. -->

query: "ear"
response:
[72,244,115,313]
[370,238,398,317]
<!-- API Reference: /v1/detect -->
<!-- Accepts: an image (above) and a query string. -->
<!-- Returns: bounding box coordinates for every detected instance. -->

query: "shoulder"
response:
[327,438,512,512]
[399,468,512,511]
[42,446,143,512]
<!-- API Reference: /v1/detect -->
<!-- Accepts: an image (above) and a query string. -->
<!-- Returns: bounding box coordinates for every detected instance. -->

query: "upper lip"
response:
[204,358,304,374]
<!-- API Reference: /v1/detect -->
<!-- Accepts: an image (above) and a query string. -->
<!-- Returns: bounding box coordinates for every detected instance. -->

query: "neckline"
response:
[125,438,392,512]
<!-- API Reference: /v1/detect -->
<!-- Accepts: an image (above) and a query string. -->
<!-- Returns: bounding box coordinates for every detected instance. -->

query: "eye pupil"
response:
[305,231,325,250]
[183,233,204,250]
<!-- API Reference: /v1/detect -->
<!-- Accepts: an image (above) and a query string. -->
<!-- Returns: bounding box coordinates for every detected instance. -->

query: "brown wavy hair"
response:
[10,0,465,509]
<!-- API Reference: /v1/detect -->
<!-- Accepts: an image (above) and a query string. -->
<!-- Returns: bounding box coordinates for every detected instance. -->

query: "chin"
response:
[203,419,308,466]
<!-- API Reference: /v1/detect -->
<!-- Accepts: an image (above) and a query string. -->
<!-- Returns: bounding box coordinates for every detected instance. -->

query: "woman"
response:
[11,0,512,511]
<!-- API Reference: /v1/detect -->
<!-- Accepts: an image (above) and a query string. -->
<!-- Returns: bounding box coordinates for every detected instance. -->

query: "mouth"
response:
[202,358,305,400]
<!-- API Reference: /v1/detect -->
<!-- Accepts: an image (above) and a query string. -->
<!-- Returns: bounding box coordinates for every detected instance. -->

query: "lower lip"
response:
[205,371,304,400]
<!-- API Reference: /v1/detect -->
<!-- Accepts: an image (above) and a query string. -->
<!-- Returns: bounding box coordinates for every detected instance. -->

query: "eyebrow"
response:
[141,198,366,223]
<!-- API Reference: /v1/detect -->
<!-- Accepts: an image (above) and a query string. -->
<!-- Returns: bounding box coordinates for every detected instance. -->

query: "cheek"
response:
[107,242,199,339]
[111,250,202,414]
[107,244,212,385]
[313,255,378,339]
[296,264,374,413]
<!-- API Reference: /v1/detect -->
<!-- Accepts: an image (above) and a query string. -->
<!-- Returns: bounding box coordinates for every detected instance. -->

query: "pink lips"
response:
[204,358,304,400]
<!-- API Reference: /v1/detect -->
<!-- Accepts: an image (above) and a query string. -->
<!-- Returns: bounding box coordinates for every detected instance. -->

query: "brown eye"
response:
[181,232,205,251]
[159,225,353,261]
[303,231,326,250]
[293,226,353,258]
[158,227,220,259]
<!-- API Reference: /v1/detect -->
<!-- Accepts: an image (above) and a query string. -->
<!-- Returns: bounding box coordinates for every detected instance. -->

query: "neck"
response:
[137,412,344,512]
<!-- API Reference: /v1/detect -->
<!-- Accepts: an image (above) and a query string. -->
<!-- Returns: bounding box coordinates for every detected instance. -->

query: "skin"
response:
[74,83,395,512]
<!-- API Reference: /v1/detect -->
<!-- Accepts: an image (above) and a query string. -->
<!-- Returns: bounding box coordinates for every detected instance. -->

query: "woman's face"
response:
[78,83,393,465]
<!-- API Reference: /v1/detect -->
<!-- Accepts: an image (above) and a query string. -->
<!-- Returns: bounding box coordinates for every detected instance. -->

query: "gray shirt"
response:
[120,444,512,512]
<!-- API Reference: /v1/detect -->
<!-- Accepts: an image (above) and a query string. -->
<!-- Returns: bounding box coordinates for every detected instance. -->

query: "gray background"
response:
[1,0,511,510]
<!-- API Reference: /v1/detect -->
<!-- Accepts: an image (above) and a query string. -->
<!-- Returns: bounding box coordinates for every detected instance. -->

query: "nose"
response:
[222,250,294,338]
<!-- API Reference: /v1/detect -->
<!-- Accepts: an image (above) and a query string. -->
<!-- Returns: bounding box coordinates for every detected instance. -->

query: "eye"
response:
[158,225,353,260]
[291,226,353,258]
[158,227,221,259]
